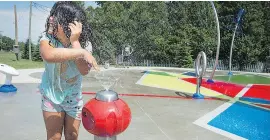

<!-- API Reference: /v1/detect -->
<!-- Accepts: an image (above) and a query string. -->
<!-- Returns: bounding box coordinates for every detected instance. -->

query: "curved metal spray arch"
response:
[207,1,221,83]
[228,9,245,75]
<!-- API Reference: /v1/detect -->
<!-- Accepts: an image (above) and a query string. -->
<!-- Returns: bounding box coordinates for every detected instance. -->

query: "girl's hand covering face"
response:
[69,21,82,44]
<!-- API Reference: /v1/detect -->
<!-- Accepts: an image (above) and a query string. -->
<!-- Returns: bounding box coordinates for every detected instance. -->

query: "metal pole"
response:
[94,135,116,140]
[122,47,124,67]
[14,5,18,46]
[208,1,220,82]
[229,9,244,75]
[228,23,239,75]
[28,1,32,61]
[0,31,2,51]
[14,5,20,61]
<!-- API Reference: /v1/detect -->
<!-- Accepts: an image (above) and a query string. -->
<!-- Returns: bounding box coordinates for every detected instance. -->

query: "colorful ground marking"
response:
[146,71,176,77]
[254,103,270,109]
[182,71,196,77]
[243,85,270,101]
[194,84,270,140]
[183,71,270,85]
[208,101,270,140]
[182,78,245,98]
[138,70,270,105]
[239,97,270,104]
[137,70,270,139]
[82,91,226,101]
[145,70,192,79]
[214,74,270,85]
[137,70,224,97]
[193,102,247,140]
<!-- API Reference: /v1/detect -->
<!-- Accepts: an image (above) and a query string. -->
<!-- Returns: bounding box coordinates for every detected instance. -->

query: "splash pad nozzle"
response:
[206,79,215,83]
[82,69,131,140]
[192,51,207,99]
[228,71,233,76]
[0,64,19,93]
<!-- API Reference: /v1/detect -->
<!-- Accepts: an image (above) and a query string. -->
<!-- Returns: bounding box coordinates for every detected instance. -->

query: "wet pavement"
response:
[1,67,260,140]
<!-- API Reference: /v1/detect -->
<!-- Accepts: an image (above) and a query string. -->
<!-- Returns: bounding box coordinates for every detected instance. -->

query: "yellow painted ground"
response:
[138,71,223,97]
[137,70,270,111]
[148,69,193,79]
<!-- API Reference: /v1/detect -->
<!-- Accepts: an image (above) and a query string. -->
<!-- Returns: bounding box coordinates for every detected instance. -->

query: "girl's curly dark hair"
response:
[45,1,94,48]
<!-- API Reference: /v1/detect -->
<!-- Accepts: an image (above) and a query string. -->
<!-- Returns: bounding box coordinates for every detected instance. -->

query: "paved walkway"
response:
[0,67,269,140]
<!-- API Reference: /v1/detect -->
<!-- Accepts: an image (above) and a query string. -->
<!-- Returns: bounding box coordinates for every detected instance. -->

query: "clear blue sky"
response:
[0,1,98,10]
[0,1,54,10]
[0,1,98,44]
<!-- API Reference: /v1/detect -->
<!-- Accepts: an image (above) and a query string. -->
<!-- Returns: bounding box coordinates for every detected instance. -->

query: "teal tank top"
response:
[39,32,82,104]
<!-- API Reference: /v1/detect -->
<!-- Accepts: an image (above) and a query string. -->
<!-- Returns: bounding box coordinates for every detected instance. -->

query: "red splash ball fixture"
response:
[82,90,131,140]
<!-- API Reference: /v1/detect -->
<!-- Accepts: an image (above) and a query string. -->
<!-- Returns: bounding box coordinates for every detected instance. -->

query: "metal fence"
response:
[206,59,266,73]
[116,55,179,68]
[116,55,269,73]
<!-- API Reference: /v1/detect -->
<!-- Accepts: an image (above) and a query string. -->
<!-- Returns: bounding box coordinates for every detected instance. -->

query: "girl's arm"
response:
[69,21,96,75]
[40,40,99,72]
[40,40,86,63]
[72,41,92,76]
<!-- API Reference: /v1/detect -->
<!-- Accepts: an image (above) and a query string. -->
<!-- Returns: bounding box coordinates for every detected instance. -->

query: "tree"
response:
[22,39,35,60]
[127,1,170,61]
[83,1,270,69]
[72,1,85,9]
[1,36,15,51]
[261,1,270,61]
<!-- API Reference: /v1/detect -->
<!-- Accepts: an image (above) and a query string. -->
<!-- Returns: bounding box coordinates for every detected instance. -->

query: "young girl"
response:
[39,2,99,140]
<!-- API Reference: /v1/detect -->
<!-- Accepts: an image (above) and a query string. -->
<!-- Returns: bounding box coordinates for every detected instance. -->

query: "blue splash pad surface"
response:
[208,101,270,140]
[182,72,196,77]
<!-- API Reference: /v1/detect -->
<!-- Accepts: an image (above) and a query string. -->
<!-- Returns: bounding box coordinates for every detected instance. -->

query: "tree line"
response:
[1,1,269,70]
[86,1,270,70]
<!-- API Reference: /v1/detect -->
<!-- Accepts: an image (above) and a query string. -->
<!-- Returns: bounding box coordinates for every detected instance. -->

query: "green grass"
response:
[148,71,175,77]
[214,74,270,85]
[0,51,44,69]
